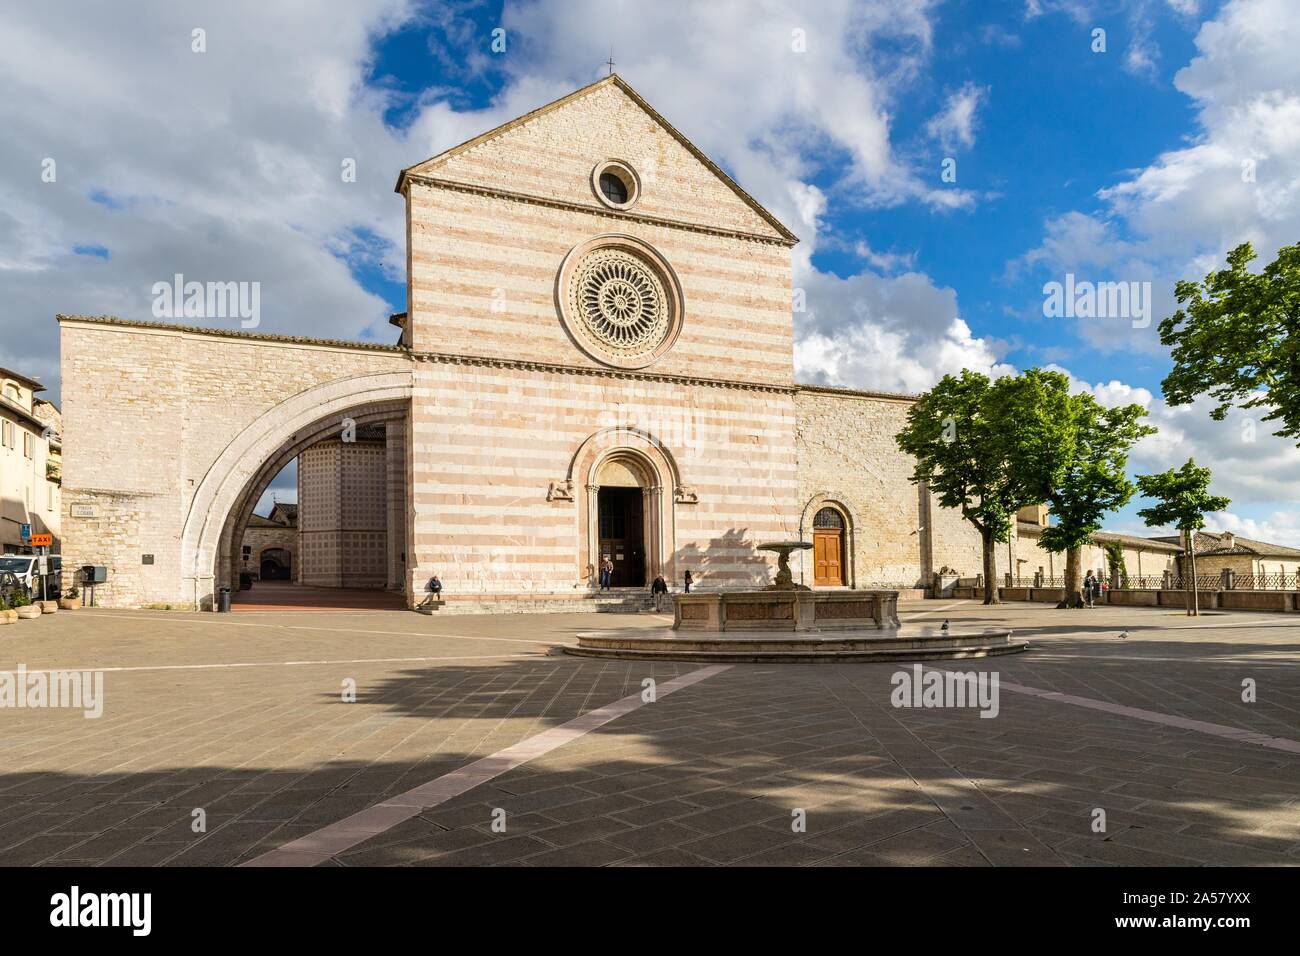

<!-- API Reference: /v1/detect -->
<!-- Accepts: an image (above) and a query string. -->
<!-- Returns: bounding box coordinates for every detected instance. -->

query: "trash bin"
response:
[217,587,231,613]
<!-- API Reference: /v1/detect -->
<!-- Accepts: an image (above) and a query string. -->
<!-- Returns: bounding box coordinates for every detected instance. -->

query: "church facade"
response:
[58,76,987,611]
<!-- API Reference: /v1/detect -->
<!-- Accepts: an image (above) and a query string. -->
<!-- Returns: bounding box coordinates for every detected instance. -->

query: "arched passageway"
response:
[180,372,412,609]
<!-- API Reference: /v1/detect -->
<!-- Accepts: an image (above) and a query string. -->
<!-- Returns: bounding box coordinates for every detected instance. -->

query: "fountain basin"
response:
[673,589,901,632]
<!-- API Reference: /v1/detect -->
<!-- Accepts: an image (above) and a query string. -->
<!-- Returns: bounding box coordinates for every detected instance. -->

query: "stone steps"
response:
[565,628,1028,663]
[418,591,655,615]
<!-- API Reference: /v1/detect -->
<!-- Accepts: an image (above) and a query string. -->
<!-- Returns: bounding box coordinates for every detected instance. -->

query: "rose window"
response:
[569,248,671,357]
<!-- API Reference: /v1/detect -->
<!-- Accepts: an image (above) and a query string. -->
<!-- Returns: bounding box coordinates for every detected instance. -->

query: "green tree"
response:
[1101,540,1129,588]
[896,369,1075,605]
[1160,241,1300,442]
[1135,459,1231,616]
[1039,396,1155,607]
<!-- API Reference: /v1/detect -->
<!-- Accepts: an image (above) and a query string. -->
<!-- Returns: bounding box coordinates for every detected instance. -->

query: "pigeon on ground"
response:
[941,619,950,632]
[1118,630,1128,640]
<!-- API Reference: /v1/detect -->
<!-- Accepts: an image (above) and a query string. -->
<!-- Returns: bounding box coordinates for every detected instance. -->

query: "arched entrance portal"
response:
[260,548,291,581]
[595,457,648,587]
[568,428,684,590]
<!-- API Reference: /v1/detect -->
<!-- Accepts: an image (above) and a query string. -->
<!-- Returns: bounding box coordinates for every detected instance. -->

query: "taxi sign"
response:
[29,533,53,547]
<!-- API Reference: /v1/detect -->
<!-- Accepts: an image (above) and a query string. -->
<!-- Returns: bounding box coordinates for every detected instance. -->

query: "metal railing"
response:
[1225,571,1300,590]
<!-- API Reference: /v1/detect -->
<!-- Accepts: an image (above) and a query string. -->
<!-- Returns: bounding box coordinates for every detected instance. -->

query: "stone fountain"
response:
[758,541,812,591]
[671,539,900,632]
[563,540,1025,662]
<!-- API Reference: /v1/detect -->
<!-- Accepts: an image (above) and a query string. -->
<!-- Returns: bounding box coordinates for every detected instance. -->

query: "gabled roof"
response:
[1151,531,1300,559]
[1014,523,1184,553]
[0,367,46,392]
[1091,531,1183,553]
[394,74,797,244]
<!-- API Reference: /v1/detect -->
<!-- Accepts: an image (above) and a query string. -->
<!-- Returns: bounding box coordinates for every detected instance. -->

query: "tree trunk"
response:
[1059,546,1083,609]
[981,531,1000,605]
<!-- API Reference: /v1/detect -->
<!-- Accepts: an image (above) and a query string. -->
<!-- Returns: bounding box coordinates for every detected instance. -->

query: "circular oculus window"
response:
[556,235,683,369]
[591,160,639,210]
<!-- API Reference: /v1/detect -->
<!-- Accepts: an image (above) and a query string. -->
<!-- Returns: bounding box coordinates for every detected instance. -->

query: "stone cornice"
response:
[57,315,405,356]
[404,173,797,248]
[795,382,919,403]
[57,314,920,403]
[410,348,799,395]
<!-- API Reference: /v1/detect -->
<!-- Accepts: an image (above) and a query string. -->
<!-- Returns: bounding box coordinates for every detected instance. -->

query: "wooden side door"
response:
[813,530,843,586]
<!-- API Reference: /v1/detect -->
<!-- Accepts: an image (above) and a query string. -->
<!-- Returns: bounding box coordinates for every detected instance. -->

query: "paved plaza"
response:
[0,599,1297,867]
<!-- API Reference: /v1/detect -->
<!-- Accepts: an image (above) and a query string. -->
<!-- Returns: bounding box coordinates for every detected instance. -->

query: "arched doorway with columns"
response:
[566,427,684,590]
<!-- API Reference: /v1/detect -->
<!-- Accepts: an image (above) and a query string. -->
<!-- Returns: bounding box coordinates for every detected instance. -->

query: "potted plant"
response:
[58,585,80,611]
[11,592,41,620]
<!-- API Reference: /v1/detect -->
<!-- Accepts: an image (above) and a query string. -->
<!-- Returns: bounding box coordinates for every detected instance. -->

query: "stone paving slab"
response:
[0,601,1297,866]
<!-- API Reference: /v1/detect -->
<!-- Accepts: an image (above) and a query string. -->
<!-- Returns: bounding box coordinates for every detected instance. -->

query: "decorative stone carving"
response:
[556,235,684,370]
[674,485,699,504]
[546,479,574,502]
[571,247,668,355]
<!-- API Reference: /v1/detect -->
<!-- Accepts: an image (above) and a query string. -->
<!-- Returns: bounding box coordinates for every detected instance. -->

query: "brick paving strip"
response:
[241,664,732,867]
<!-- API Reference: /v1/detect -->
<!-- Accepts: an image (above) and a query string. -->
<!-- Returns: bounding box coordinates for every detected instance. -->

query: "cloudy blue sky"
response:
[2,0,1297,539]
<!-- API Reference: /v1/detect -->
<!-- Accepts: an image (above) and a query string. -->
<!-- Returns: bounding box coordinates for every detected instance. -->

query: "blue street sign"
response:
[19,524,30,541]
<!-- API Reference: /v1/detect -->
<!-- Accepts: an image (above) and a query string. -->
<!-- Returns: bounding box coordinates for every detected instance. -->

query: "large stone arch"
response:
[566,426,687,587]
[181,372,412,609]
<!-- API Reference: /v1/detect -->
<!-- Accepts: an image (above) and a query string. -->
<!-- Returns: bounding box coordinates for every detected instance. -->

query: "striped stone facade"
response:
[57,75,988,611]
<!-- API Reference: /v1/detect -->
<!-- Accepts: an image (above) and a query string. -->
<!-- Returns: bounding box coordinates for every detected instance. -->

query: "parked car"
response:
[0,570,22,606]
[0,554,62,600]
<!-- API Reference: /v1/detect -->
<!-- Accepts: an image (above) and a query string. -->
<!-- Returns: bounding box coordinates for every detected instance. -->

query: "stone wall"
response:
[1013,529,1179,585]
[59,319,409,608]
[406,360,798,597]
[241,525,296,580]
[792,386,985,588]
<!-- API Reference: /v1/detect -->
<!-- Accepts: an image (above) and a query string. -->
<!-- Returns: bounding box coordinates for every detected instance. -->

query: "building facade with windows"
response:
[0,368,61,554]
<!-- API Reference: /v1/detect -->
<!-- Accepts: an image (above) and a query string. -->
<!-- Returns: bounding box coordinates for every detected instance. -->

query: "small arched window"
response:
[813,507,845,530]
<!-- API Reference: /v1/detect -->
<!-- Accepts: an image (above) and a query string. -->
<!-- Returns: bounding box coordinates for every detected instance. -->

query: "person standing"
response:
[683,569,693,593]
[651,573,668,611]
[1083,570,1097,608]
[600,557,613,591]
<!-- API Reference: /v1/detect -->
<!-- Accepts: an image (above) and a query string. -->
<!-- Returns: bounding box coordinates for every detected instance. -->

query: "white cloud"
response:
[1204,509,1300,548]
[499,0,974,219]
[1017,0,1300,354]
[0,0,426,399]
[0,0,993,404]
[925,82,988,151]
[1045,366,1300,508]
[794,267,1014,394]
